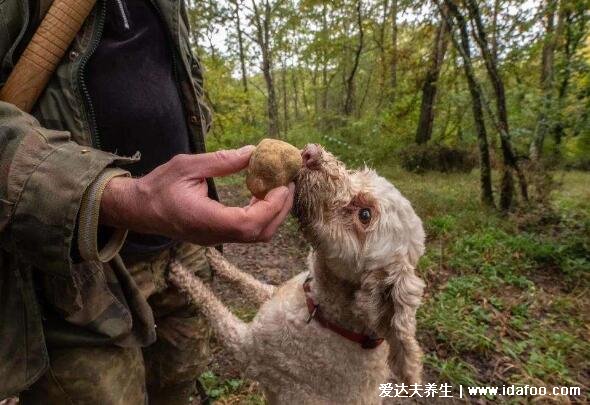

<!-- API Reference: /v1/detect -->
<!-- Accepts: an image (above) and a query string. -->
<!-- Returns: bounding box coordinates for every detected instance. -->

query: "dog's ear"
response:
[356,258,425,384]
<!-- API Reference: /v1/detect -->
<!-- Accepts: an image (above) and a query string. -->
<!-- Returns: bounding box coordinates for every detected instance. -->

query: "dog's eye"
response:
[358,208,371,224]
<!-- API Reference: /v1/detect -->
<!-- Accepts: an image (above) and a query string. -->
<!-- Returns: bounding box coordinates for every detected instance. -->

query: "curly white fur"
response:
[168,144,426,404]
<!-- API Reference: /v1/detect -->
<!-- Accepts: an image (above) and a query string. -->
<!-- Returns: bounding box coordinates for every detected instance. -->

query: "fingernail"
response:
[238,145,255,156]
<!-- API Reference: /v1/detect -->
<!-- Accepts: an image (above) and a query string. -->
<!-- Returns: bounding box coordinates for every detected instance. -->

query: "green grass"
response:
[199,371,265,404]
[424,355,480,387]
[406,169,590,400]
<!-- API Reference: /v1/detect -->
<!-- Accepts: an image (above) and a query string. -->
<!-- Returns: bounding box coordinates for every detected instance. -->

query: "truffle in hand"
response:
[246,139,302,199]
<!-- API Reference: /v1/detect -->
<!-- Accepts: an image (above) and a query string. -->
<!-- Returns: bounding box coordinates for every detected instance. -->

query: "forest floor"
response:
[198,168,590,404]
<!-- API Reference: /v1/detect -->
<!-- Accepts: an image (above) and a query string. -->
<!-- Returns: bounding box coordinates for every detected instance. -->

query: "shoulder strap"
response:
[0,0,98,112]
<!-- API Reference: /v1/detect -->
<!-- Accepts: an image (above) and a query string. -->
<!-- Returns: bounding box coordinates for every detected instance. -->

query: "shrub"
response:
[399,144,477,173]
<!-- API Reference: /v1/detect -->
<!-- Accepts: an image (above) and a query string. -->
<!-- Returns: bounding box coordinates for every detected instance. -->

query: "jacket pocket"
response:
[41,260,133,340]
[0,252,48,398]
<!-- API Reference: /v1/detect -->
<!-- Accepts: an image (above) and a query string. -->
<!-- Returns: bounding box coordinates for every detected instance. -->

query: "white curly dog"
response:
[168,144,426,405]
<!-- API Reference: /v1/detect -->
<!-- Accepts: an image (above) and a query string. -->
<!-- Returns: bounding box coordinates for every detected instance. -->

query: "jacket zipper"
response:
[78,0,106,149]
[114,0,130,30]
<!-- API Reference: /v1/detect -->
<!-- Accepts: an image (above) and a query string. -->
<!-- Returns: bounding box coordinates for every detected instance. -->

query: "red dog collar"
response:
[303,275,384,350]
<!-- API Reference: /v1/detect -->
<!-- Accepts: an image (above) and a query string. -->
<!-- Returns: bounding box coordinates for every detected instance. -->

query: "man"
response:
[0,0,294,403]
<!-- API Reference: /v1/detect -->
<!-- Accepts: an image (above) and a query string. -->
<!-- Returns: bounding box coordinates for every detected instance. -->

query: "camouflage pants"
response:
[20,243,212,405]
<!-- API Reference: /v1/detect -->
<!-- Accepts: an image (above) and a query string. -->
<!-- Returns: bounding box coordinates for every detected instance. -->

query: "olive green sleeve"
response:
[0,101,133,275]
[78,168,130,262]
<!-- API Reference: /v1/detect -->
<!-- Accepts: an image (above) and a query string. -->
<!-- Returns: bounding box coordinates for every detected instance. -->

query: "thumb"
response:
[193,145,255,178]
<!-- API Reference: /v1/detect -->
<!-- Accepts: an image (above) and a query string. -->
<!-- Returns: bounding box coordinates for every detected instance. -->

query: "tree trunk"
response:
[321,3,329,113]
[443,2,494,207]
[252,0,279,138]
[358,64,375,116]
[312,64,319,117]
[262,56,280,137]
[292,67,301,119]
[462,0,529,207]
[390,0,398,103]
[301,74,310,115]
[415,15,449,144]
[344,0,364,116]
[233,0,249,94]
[530,0,557,161]
[491,0,500,59]
[377,0,389,108]
[281,60,289,134]
[552,4,585,145]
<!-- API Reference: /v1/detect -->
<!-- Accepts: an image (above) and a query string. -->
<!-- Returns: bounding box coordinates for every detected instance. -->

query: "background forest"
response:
[186,0,590,402]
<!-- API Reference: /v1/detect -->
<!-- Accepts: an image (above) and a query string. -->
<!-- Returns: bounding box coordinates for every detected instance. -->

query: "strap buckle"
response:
[306,305,318,324]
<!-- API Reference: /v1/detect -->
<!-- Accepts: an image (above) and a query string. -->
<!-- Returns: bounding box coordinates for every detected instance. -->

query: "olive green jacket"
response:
[0,0,212,397]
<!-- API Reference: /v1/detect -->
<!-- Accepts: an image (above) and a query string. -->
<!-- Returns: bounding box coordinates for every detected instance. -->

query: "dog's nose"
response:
[302,144,321,169]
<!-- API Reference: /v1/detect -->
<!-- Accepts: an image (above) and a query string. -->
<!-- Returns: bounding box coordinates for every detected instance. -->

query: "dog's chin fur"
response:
[295,145,426,382]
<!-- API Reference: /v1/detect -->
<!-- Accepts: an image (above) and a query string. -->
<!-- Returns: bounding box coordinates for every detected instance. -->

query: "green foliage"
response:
[428,214,457,237]
[199,371,244,400]
[399,144,477,173]
[416,170,590,392]
[420,275,497,355]
[564,131,590,170]
[232,305,258,322]
[196,0,590,170]
[199,371,266,404]
[424,355,481,387]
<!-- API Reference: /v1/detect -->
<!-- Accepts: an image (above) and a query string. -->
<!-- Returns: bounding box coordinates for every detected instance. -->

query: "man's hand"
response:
[100,146,295,245]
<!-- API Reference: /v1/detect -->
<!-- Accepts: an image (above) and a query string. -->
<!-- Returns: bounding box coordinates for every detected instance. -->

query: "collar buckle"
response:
[306,305,318,324]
